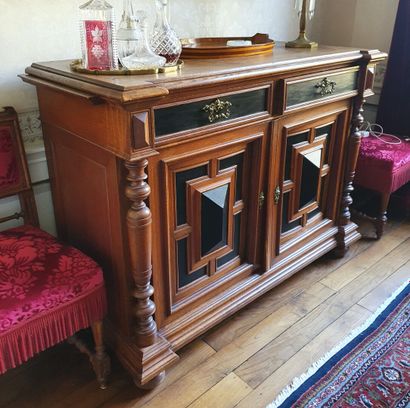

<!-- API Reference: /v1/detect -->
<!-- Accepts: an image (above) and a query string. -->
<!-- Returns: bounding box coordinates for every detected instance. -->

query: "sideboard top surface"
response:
[23,44,386,103]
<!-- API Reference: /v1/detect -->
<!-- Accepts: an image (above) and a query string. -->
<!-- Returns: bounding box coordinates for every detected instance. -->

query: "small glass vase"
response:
[120,11,166,70]
[117,0,140,67]
[79,0,119,70]
[151,0,182,66]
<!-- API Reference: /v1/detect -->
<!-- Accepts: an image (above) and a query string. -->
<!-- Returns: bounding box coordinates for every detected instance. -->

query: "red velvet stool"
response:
[0,226,107,374]
[354,135,410,238]
[0,107,109,388]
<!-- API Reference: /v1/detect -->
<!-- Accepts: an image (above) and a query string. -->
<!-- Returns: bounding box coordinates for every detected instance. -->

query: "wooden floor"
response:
[1,216,409,408]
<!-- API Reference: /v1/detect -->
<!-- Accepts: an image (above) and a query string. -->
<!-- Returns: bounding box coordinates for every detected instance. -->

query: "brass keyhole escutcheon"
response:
[259,192,265,209]
[274,186,281,205]
[203,98,233,123]
[315,77,337,96]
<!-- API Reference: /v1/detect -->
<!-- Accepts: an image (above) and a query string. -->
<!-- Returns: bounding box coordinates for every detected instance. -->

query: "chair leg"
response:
[375,192,390,240]
[91,320,111,390]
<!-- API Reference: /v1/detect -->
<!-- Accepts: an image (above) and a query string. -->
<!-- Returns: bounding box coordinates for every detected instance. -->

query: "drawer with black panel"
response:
[154,87,269,138]
[284,68,359,112]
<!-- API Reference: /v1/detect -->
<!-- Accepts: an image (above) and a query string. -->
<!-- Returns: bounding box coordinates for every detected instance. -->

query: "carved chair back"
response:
[0,107,39,227]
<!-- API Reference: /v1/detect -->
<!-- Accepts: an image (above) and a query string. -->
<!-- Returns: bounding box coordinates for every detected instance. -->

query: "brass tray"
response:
[70,59,184,75]
[181,33,275,59]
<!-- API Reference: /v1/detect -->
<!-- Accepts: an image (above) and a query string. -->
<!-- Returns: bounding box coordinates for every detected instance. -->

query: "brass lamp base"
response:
[286,33,318,48]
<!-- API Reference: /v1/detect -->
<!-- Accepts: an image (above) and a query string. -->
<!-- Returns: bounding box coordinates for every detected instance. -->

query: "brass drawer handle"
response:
[202,98,233,123]
[315,77,337,96]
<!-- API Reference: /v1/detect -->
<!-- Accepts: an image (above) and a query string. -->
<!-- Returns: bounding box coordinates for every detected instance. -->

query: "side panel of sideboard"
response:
[41,117,133,337]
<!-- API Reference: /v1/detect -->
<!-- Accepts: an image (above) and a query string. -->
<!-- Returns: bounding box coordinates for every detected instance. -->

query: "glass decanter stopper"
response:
[121,11,166,70]
[117,0,140,67]
[79,0,119,70]
[151,0,182,66]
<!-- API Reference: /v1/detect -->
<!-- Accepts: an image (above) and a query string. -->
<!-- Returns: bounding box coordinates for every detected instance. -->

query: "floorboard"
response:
[1,217,408,408]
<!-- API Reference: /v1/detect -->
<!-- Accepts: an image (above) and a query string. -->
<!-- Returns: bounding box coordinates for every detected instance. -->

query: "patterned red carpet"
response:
[269,282,410,408]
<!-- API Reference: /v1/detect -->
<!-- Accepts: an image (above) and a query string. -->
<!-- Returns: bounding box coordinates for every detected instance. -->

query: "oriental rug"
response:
[268,281,410,408]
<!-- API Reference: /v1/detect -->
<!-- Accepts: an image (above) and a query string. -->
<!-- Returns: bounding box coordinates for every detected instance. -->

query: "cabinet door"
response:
[267,103,351,264]
[156,127,266,319]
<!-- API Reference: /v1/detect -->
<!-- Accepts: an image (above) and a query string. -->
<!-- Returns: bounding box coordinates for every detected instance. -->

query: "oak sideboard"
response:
[22,44,386,388]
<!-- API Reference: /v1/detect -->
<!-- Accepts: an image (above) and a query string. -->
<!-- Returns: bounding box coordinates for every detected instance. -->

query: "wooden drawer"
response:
[154,87,268,138]
[285,68,358,110]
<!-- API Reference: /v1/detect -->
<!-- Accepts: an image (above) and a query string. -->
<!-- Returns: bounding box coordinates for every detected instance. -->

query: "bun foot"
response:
[134,371,165,390]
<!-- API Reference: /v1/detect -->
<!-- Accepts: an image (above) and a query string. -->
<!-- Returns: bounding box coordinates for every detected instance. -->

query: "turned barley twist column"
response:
[125,159,157,348]
[339,100,364,226]
[336,52,372,255]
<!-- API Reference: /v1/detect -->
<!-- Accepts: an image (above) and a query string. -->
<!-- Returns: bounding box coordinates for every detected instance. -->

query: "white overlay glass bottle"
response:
[79,0,119,70]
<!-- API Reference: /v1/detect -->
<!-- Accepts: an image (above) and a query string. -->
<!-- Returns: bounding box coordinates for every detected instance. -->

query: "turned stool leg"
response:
[91,321,111,389]
[375,192,390,240]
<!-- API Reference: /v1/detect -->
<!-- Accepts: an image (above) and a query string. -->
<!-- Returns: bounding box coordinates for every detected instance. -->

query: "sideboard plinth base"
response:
[134,371,166,390]
[107,324,179,388]
[333,222,361,258]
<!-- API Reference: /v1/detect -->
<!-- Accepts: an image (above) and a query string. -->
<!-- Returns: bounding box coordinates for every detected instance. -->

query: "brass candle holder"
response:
[286,0,317,49]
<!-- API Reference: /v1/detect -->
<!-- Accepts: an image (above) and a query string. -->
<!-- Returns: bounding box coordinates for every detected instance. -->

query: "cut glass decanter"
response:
[151,0,182,66]
[120,11,166,70]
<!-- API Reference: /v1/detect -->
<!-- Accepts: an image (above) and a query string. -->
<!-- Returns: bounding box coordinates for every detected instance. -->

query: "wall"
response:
[1,0,399,126]
[311,0,399,52]
[311,0,399,122]
[0,0,399,233]
[0,0,298,112]
[0,0,299,234]
[0,0,297,234]
[351,0,399,52]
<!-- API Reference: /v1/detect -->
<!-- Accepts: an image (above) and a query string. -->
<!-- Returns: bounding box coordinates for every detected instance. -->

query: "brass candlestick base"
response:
[286,33,318,48]
[287,0,318,49]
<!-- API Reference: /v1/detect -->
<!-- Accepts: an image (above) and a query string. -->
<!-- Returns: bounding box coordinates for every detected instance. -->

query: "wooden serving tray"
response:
[181,33,275,59]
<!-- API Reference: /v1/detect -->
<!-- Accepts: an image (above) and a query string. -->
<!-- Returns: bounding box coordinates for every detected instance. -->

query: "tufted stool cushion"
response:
[355,136,410,194]
[0,225,106,374]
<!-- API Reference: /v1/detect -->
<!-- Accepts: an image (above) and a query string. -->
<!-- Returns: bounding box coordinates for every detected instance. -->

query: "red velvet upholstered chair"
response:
[354,135,410,238]
[0,107,110,388]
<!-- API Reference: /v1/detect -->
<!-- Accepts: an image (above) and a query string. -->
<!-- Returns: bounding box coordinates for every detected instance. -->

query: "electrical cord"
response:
[359,121,403,145]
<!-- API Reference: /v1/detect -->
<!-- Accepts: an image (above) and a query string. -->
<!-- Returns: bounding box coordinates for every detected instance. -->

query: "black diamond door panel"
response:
[175,165,208,225]
[282,192,301,233]
[271,106,350,258]
[161,133,264,312]
[299,148,322,209]
[284,131,309,181]
[219,153,244,201]
[201,184,229,256]
[188,171,235,272]
[177,239,208,288]
[280,129,328,236]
